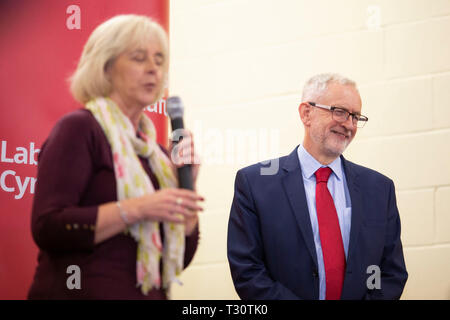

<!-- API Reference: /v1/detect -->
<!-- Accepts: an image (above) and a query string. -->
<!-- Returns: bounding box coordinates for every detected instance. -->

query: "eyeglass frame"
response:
[307,101,369,128]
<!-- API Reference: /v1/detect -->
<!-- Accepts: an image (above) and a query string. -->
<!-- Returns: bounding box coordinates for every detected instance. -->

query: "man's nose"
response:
[342,115,355,130]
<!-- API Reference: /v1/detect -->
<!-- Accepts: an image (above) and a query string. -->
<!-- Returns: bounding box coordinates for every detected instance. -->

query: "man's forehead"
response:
[321,83,362,111]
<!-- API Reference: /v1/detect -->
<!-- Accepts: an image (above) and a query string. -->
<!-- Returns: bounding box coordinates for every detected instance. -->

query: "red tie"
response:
[315,167,346,300]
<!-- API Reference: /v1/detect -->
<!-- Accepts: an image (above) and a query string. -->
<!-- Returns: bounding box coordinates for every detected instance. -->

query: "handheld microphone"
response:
[166,96,194,190]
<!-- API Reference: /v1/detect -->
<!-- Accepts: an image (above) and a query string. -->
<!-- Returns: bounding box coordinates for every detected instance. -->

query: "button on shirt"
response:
[297,145,352,300]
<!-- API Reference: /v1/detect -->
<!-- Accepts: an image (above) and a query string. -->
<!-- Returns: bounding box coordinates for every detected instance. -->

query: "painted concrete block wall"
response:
[169,0,450,299]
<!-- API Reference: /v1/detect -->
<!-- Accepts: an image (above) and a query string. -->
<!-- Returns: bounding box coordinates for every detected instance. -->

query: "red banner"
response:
[0,0,169,299]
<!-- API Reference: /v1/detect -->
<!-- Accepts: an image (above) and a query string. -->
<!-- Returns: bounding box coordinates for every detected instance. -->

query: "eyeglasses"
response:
[308,101,368,128]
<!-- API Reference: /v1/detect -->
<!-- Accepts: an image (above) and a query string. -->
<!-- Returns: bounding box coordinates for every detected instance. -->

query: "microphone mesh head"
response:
[166,96,184,119]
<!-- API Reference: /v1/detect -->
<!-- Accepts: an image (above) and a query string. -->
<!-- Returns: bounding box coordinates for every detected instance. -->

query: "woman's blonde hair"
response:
[69,14,169,104]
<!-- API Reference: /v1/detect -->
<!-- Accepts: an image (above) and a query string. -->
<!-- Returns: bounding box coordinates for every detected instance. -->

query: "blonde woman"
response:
[28,15,203,299]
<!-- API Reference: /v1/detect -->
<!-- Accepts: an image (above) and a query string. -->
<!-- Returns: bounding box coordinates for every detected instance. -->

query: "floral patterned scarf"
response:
[86,96,184,296]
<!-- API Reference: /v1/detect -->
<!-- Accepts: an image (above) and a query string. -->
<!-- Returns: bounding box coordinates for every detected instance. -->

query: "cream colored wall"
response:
[168,0,450,300]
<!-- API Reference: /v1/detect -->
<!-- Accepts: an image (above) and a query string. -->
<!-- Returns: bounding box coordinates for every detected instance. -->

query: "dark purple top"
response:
[27,109,199,299]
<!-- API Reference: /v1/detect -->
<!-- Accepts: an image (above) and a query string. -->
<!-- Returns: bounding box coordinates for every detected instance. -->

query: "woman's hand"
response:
[95,188,203,244]
[121,188,204,226]
[169,130,201,188]
[184,211,199,236]
[167,130,202,235]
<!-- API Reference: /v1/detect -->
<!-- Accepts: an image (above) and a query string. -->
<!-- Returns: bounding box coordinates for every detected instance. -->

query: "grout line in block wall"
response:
[170,27,381,63]
[397,184,450,193]
[397,187,436,193]
[382,14,450,30]
[196,68,448,112]
[172,72,450,113]
[433,187,437,244]
[189,260,228,269]
[358,70,450,88]
[430,74,436,127]
[383,69,450,83]
[355,127,450,143]
[190,92,301,113]
[170,14,450,63]
[171,0,239,14]
[404,242,450,250]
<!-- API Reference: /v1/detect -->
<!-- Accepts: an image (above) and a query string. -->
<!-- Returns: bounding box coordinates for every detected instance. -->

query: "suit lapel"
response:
[280,150,364,277]
[341,156,363,270]
[281,147,318,268]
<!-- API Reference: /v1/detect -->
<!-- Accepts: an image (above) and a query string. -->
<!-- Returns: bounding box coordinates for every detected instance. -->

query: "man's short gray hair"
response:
[301,73,358,102]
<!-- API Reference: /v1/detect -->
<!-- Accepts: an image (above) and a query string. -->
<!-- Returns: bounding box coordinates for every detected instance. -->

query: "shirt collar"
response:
[297,144,343,181]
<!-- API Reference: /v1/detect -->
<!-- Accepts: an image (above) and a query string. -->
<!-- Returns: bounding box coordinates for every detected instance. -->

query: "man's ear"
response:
[299,102,311,126]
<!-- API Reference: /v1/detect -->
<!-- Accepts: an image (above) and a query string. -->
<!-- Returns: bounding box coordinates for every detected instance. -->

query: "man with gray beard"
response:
[227,73,408,300]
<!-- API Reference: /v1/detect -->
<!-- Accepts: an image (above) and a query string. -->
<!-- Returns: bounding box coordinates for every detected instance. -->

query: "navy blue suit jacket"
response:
[227,146,408,300]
